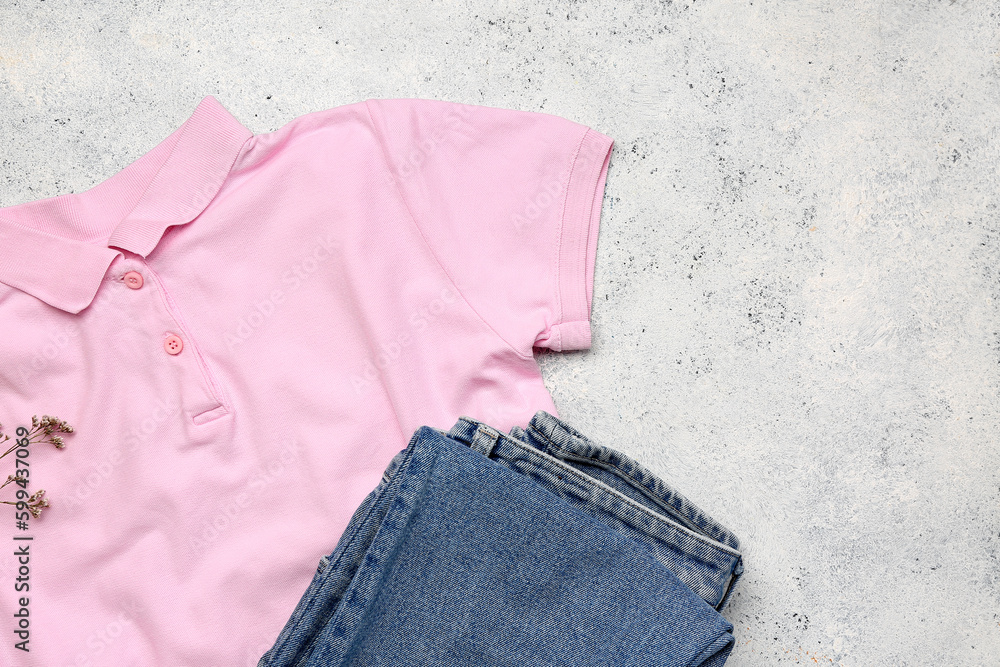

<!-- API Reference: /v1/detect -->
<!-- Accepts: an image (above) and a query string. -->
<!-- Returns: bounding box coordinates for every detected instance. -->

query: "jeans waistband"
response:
[446,411,744,611]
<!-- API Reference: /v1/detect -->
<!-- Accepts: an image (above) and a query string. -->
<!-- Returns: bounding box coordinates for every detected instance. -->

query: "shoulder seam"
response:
[362,99,533,361]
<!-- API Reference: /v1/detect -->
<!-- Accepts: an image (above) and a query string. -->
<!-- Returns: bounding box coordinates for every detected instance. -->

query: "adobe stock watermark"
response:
[392,103,475,183]
[62,598,145,667]
[511,170,570,233]
[15,282,129,384]
[225,233,339,351]
[350,287,457,395]
[238,631,283,667]
[188,438,301,556]
[480,384,535,431]
[56,397,182,514]
[511,137,611,233]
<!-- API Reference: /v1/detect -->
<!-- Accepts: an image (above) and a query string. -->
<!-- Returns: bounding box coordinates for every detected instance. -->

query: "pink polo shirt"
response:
[0,95,613,666]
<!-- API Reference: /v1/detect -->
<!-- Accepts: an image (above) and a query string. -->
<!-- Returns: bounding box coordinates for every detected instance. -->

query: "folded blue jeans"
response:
[258,412,744,667]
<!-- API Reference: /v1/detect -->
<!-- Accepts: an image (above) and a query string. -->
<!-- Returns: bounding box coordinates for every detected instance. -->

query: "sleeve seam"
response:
[535,126,607,350]
[362,99,533,362]
[552,126,591,331]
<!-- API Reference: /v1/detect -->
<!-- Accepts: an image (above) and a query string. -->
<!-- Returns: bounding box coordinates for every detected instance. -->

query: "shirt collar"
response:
[0,95,253,314]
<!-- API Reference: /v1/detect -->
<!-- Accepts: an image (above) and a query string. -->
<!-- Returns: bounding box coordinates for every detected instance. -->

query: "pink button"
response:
[163,334,184,355]
[123,271,144,290]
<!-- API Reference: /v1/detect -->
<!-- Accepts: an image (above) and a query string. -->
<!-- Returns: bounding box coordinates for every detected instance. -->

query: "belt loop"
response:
[470,425,500,458]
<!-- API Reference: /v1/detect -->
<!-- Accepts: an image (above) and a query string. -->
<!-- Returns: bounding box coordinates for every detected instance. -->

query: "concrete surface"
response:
[2,1,998,665]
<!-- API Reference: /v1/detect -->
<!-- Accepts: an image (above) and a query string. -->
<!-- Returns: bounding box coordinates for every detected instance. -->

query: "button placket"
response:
[117,261,231,424]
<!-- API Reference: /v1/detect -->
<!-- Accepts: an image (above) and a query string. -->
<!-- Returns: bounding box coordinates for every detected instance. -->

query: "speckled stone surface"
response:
[2,1,998,665]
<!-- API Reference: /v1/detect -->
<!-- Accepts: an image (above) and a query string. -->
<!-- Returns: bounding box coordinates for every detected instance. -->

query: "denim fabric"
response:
[502,412,744,610]
[259,414,740,667]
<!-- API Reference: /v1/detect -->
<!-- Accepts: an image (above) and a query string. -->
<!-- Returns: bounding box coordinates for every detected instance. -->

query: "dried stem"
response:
[0,416,72,519]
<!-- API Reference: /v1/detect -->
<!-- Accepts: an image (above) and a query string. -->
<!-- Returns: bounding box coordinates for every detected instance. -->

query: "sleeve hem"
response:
[538,126,613,352]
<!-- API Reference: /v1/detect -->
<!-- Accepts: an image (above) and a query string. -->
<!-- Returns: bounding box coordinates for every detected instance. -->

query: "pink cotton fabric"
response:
[0,95,613,666]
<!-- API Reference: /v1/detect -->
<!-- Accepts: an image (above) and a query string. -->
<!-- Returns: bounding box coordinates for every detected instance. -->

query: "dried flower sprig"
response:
[0,414,73,461]
[0,473,24,492]
[0,415,73,520]
[0,488,49,518]
[26,489,50,518]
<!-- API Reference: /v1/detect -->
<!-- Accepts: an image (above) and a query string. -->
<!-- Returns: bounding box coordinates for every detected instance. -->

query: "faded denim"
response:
[503,411,743,611]
[259,412,743,667]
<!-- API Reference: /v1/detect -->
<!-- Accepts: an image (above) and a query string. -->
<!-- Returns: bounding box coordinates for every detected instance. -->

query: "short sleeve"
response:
[365,98,613,354]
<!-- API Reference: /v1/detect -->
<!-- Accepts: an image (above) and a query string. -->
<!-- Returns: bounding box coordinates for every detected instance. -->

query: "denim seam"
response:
[529,411,593,445]
[714,559,744,612]
[528,433,746,610]
[471,425,500,457]
[283,517,378,667]
[511,450,738,584]
[500,433,742,558]
[458,419,741,603]
[528,420,740,549]
[544,447,711,537]
[314,439,437,663]
[687,629,736,667]
[272,440,420,667]
[531,426,672,503]
[521,428,742,557]
[565,448,740,553]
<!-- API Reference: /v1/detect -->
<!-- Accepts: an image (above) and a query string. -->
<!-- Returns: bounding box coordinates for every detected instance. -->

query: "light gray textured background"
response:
[2,1,998,665]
